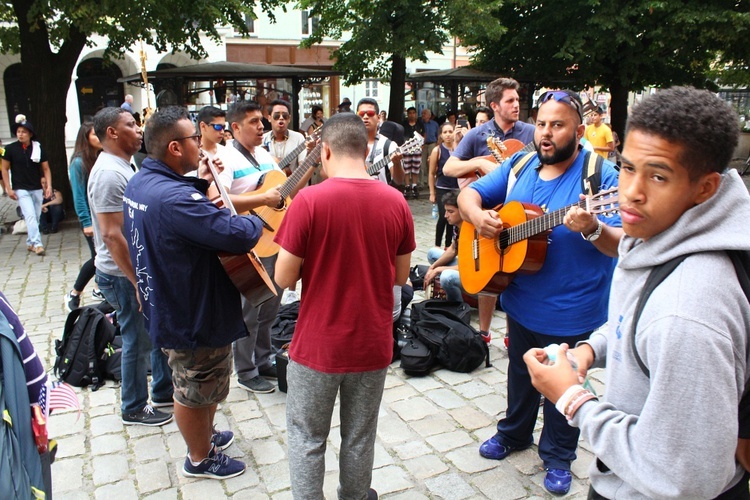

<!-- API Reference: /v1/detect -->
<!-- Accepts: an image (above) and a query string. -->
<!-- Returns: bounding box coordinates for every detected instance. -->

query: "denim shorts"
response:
[163,345,233,408]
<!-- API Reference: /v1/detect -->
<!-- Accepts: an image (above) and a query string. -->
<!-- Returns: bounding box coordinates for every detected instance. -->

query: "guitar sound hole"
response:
[497,231,510,251]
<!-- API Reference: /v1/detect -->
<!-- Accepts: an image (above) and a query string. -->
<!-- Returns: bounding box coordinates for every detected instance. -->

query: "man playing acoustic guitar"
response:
[457,89,622,495]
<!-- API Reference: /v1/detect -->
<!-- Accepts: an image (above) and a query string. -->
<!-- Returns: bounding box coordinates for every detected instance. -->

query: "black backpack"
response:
[406,300,490,374]
[53,305,119,390]
[271,300,300,350]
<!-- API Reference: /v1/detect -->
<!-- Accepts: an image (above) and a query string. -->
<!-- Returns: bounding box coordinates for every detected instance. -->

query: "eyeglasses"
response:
[357,110,377,118]
[207,123,224,132]
[272,112,290,120]
[172,133,201,144]
[539,91,584,123]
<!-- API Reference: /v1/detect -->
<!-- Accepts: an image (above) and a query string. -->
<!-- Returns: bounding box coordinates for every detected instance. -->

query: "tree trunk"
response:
[13,0,86,209]
[388,54,406,124]
[608,80,629,152]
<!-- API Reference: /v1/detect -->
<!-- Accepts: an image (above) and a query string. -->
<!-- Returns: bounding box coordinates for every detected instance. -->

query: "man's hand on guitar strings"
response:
[476,209,504,239]
[563,206,597,234]
[198,153,225,183]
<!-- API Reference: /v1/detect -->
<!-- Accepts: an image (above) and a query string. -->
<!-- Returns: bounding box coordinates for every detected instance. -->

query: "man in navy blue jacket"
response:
[124,106,263,480]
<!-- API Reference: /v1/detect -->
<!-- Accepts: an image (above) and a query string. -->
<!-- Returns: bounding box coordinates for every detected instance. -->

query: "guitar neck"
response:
[366,154,391,177]
[277,140,308,171]
[206,155,237,216]
[278,143,322,199]
[504,199,586,246]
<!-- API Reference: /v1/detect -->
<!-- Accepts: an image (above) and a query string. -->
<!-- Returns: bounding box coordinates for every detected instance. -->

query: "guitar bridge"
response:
[472,230,480,272]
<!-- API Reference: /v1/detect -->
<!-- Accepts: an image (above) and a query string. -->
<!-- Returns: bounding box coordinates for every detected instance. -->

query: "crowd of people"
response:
[1,78,749,500]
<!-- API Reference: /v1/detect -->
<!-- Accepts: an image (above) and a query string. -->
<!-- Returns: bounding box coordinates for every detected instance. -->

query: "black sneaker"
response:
[92,288,105,301]
[151,397,174,408]
[211,427,235,452]
[238,375,275,394]
[182,447,245,479]
[258,364,277,380]
[66,291,80,311]
[122,404,173,426]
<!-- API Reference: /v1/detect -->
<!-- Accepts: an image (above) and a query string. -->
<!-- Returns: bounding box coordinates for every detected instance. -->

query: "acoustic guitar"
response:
[273,127,322,173]
[241,142,323,257]
[457,187,619,295]
[366,133,425,177]
[457,137,528,189]
[205,156,278,307]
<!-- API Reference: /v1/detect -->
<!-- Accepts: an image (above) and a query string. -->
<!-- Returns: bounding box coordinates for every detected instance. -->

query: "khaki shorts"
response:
[163,345,233,408]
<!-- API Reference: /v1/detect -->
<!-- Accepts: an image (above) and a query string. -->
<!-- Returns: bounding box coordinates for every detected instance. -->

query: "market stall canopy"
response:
[118,60,338,82]
[406,67,503,83]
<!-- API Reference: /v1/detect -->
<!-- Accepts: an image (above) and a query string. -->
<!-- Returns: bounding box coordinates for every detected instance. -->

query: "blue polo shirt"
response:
[470,150,621,336]
[123,158,263,349]
[422,120,439,143]
[453,119,535,159]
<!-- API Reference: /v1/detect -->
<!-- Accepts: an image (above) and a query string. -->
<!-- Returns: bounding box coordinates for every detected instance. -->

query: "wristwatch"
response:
[582,220,604,242]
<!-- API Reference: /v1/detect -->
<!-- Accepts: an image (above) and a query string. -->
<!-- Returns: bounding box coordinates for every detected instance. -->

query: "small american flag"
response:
[48,381,80,417]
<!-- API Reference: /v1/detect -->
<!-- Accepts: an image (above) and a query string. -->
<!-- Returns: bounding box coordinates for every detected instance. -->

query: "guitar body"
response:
[218,251,278,307]
[238,169,291,258]
[457,139,526,190]
[458,201,549,295]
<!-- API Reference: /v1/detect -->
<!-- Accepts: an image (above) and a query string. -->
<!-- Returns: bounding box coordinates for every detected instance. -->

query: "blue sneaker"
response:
[182,448,245,479]
[544,468,572,495]
[479,436,528,460]
[211,427,235,452]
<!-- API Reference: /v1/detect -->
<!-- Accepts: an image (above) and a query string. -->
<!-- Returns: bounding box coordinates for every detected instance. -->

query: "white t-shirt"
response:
[215,142,281,194]
[262,130,307,173]
[367,135,399,184]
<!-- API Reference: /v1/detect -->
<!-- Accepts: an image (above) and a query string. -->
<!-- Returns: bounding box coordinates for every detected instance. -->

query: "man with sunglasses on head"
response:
[457,89,622,495]
[357,98,405,186]
[444,77,535,181]
[263,99,307,176]
[195,106,227,159]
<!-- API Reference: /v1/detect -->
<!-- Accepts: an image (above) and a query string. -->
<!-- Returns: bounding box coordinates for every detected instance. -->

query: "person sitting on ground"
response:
[39,178,64,234]
[424,190,496,342]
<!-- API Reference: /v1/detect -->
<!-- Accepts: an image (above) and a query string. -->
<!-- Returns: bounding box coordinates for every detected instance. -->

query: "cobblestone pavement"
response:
[0,183,698,499]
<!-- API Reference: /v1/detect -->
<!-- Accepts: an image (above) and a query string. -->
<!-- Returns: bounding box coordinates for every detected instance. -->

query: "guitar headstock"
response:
[399,133,425,156]
[588,187,619,216]
[306,126,322,145]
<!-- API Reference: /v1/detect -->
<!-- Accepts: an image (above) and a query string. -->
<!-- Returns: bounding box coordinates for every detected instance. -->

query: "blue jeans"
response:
[95,270,172,414]
[426,248,462,301]
[495,316,593,470]
[16,189,43,247]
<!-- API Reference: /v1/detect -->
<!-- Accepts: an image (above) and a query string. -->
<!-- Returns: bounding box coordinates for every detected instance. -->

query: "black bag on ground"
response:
[53,305,119,389]
[411,299,471,326]
[399,337,436,376]
[413,308,490,373]
[409,265,430,291]
[271,300,299,349]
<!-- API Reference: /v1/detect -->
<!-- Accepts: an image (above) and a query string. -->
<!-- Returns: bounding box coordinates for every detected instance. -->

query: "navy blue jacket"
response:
[124,158,263,349]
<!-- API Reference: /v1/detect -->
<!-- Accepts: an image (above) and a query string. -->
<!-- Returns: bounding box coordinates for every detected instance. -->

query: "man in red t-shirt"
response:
[275,112,415,499]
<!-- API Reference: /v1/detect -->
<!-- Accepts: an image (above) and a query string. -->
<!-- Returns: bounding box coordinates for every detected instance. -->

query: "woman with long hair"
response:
[428,122,460,247]
[66,122,103,310]
[306,105,324,136]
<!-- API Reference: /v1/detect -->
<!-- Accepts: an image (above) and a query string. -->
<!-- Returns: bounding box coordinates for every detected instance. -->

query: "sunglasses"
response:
[272,112,291,120]
[207,123,224,132]
[539,91,584,123]
[357,110,377,118]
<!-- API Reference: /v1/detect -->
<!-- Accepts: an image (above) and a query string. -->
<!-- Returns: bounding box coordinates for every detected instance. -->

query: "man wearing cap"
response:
[337,97,352,113]
[457,89,622,495]
[1,115,52,255]
[584,107,614,159]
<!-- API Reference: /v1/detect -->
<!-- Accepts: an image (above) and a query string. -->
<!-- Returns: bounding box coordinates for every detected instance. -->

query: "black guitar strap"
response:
[233,140,261,170]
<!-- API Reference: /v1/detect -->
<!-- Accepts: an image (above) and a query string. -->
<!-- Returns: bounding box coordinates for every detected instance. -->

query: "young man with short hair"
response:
[195,106,226,158]
[275,112,415,498]
[262,99,307,176]
[357,98,404,186]
[525,86,750,499]
[584,107,614,159]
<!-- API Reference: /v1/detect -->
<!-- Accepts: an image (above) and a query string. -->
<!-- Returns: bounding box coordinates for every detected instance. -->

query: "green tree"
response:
[299,0,504,121]
[459,0,750,140]
[0,0,281,201]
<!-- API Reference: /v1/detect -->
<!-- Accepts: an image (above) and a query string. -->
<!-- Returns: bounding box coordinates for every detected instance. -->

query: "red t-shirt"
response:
[275,178,416,373]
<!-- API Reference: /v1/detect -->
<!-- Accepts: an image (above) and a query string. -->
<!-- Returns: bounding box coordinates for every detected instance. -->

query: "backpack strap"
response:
[581,150,603,196]
[630,254,689,378]
[506,151,538,199]
[383,138,393,185]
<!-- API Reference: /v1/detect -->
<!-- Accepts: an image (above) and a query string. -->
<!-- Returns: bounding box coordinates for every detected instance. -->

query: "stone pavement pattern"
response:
[0,191,612,499]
